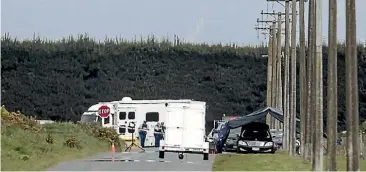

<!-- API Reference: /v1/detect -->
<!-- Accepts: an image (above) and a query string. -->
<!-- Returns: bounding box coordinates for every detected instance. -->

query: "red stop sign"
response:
[98,105,110,118]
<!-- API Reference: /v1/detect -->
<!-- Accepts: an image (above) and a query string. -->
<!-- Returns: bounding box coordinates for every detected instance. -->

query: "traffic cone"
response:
[111,143,115,162]
[111,143,116,153]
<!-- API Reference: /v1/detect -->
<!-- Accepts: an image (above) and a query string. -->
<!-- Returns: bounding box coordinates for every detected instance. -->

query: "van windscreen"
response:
[80,114,97,123]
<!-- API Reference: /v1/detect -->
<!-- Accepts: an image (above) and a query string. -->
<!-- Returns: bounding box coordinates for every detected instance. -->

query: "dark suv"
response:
[223,128,241,152]
[236,122,276,153]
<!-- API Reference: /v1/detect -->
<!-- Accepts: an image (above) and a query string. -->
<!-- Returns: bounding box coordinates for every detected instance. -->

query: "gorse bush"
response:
[78,122,123,150]
[46,133,54,144]
[1,34,366,131]
[63,136,82,149]
[1,106,122,171]
[1,105,41,132]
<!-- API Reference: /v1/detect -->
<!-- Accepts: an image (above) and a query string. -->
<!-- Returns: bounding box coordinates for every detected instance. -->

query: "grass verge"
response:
[212,151,366,171]
[1,106,123,171]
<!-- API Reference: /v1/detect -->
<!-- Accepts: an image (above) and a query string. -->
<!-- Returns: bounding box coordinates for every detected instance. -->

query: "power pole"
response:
[313,0,324,170]
[289,0,297,156]
[299,0,306,160]
[272,20,278,129]
[258,10,280,130]
[257,14,286,131]
[276,12,283,131]
[260,24,273,128]
[283,0,291,151]
[265,0,298,143]
[306,0,315,162]
[326,0,337,170]
[345,0,360,170]
[267,29,273,127]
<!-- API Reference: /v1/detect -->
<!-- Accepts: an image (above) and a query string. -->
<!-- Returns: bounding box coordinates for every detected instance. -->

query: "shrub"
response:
[78,122,123,151]
[46,134,54,144]
[1,107,112,171]
[1,106,41,132]
[63,136,82,149]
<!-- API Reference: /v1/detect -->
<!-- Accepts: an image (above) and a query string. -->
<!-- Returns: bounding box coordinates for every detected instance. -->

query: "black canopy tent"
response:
[216,107,301,152]
[225,107,301,131]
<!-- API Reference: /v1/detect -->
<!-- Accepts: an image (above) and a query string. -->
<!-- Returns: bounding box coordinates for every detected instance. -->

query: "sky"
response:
[1,0,366,45]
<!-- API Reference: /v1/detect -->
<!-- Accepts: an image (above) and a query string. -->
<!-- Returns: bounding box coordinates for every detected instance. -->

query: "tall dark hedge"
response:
[1,35,365,131]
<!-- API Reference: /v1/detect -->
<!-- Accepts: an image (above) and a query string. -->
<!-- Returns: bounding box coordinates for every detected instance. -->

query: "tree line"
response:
[1,34,366,131]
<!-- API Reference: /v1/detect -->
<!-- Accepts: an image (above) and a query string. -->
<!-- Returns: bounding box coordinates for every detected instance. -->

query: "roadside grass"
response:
[212,151,366,171]
[1,107,123,171]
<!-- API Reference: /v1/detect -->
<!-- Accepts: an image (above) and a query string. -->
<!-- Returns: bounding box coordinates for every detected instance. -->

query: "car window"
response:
[242,129,270,139]
[229,128,241,137]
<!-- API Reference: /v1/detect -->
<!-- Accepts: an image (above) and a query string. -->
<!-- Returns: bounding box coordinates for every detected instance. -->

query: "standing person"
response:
[138,121,148,147]
[161,122,166,140]
[336,136,343,146]
[154,122,162,147]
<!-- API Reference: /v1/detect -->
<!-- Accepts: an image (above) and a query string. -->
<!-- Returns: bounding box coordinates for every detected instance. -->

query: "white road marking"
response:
[121,151,156,154]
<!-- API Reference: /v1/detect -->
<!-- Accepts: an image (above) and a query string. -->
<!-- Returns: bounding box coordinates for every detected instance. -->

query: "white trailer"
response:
[80,97,206,148]
[158,101,209,160]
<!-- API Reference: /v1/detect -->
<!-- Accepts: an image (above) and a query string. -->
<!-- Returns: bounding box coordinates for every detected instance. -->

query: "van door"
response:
[183,106,205,148]
[165,105,184,147]
[116,107,137,139]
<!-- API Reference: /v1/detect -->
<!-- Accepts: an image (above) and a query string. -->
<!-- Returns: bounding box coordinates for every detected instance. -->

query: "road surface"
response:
[47,148,216,171]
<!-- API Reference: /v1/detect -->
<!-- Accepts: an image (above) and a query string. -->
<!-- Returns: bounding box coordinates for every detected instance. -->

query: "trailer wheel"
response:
[159,151,165,159]
[203,153,209,160]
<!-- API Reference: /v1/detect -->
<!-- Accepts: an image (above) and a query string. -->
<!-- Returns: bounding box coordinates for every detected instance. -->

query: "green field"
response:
[212,152,366,171]
[1,107,123,171]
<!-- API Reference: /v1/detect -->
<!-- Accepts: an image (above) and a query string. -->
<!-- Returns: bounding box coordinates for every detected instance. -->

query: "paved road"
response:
[47,148,216,171]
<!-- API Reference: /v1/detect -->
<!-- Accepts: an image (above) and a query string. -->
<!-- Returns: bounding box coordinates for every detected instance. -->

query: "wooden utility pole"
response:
[271,21,278,129]
[256,15,283,130]
[260,10,291,131]
[267,26,273,127]
[326,0,337,170]
[312,0,324,170]
[299,0,306,160]
[283,0,291,151]
[276,12,283,131]
[289,0,297,156]
[345,0,360,170]
[307,0,316,162]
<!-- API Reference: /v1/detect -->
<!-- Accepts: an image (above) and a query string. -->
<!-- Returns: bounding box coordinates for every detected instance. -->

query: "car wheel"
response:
[203,153,209,160]
[270,148,276,154]
[159,151,165,159]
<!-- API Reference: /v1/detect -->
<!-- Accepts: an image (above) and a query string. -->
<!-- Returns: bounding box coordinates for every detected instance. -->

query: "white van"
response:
[158,101,209,160]
[80,101,118,128]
